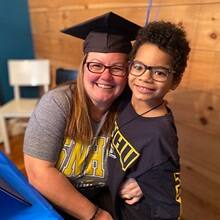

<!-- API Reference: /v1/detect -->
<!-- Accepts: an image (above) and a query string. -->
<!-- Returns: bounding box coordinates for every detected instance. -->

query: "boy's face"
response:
[128,43,177,106]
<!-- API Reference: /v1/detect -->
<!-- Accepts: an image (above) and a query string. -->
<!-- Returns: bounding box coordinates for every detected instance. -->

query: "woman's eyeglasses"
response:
[86,62,127,77]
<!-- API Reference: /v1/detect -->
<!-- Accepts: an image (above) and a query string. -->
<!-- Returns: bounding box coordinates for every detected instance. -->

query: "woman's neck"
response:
[90,104,109,122]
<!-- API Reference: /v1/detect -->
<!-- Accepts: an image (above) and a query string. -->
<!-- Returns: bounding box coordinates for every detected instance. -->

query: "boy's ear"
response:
[171,80,180,90]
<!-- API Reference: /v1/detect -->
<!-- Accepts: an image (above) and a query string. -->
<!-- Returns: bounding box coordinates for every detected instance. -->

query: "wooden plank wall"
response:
[28,0,220,219]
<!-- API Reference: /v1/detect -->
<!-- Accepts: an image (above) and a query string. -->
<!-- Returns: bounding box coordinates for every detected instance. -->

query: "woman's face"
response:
[83,52,128,110]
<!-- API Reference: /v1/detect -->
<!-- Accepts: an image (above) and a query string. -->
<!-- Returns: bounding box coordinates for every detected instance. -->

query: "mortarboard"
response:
[62,12,141,54]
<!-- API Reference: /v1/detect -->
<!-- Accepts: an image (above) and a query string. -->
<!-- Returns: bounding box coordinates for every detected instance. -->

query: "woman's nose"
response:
[100,68,113,80]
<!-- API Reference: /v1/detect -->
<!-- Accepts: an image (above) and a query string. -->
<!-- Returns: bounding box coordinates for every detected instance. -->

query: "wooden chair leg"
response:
[0,114,11,154]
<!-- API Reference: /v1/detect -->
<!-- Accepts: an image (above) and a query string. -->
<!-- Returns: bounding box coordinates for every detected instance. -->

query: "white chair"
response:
[0,59,50,154]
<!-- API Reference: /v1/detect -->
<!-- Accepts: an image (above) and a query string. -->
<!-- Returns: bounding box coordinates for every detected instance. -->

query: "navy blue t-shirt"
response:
[108,101,181,220]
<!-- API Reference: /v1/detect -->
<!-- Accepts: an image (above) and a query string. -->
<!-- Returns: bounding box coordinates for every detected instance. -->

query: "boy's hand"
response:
[119,178,143,205]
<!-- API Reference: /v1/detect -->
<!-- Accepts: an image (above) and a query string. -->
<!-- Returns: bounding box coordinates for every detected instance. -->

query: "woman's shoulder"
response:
[47,84,72,98]
[36,84,74,116]
[41,84,72,104]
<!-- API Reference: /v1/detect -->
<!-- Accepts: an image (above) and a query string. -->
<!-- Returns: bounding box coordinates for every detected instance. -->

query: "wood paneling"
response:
[182,188,220,220]
[194,3,220,50]
[181,163,220,219]
[28,0,220,219]
[167,88,220,136]
[186,50,216,91]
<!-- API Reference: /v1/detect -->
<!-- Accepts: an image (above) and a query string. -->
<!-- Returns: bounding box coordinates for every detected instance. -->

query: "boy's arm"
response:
[135,160,181,219]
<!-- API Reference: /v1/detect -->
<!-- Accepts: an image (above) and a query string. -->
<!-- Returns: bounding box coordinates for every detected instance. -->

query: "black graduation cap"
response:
[62,12,141,54]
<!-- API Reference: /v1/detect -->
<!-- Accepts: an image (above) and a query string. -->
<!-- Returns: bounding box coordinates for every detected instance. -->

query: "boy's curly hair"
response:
[130,21,191,83]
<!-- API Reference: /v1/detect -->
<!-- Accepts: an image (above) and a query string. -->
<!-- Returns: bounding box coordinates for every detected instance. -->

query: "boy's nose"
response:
[139,69,153,82]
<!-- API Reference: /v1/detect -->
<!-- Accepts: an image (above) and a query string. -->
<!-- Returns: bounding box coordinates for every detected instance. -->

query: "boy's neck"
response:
[131,98,167,117]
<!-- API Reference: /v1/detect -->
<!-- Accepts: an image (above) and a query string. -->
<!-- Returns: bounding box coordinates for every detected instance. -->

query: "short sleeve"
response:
[23,87,71,162]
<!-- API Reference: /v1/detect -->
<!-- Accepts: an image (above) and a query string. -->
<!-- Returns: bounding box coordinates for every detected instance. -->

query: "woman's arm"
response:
[24,154,113,220]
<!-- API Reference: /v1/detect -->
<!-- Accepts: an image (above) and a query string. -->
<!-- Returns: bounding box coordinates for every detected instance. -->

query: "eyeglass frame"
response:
[128,60,175,82]
[85,62,128,77]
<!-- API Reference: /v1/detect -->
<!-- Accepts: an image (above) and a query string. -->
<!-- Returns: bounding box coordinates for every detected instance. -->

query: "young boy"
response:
[108,21,191,220]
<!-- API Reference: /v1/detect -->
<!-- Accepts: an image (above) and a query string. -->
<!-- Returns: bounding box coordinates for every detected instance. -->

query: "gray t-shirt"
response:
[24,85,109,188]
[24,85,71,161]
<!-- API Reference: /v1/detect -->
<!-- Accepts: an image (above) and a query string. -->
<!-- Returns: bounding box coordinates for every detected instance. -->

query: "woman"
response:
[24,12,141,219]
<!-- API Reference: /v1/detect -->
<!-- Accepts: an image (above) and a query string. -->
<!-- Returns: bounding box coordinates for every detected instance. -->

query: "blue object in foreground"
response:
[0,151,63,220]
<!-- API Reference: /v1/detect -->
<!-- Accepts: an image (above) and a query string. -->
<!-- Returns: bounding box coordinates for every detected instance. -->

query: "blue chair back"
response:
[56,68,78,85]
